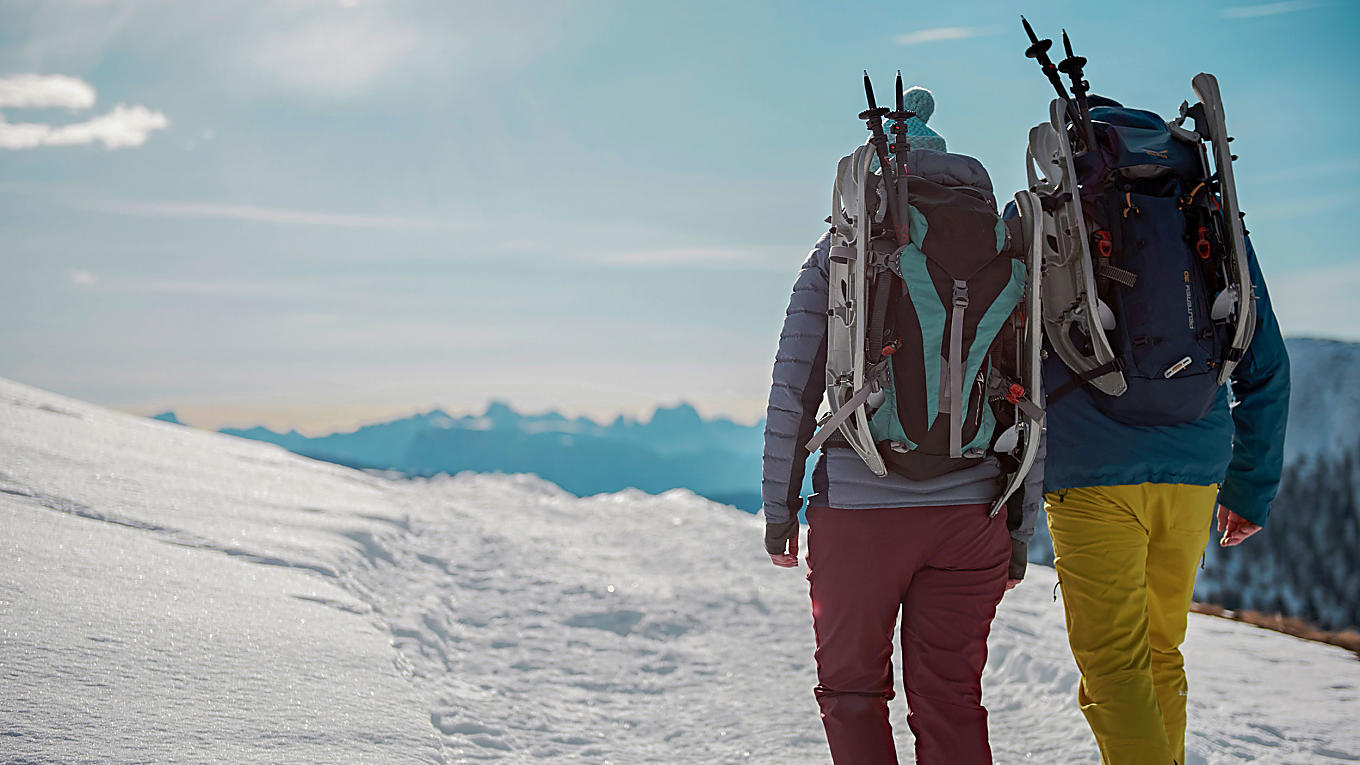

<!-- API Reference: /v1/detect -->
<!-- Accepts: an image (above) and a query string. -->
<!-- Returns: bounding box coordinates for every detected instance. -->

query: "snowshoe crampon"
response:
[814,142,888,476]
[1026,98,1126,397]
[1176,73,1257,384]
[990,190,1047,517]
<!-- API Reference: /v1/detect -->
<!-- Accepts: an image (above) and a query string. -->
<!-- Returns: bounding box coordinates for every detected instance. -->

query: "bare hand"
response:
[1216,504,1261,547]
[769,533,799,568]
[1005,578,1021,591]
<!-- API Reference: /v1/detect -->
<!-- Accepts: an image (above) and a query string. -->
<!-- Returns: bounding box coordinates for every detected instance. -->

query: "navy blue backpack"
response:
[1062,96,1238,425]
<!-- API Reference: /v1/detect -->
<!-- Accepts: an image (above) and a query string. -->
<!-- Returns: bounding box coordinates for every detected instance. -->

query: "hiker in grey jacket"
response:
[761,95,1040,765]
[761,224,1041,578]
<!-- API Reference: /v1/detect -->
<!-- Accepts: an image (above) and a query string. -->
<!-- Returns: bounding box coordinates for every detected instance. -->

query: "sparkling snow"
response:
[1,378,1356,763]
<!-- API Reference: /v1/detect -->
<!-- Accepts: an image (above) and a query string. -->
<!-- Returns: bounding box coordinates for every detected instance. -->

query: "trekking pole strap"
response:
[1047,358,1123,406]
[948,280,969,458]
[1095,264,1138,288]
[990,372,1048,424]
[866,272,894,361]
[1014,396,1046,423]
[804,362,890,453]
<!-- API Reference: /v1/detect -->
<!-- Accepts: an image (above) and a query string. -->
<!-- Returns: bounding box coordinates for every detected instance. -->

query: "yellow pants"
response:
[1045,483,1216,765]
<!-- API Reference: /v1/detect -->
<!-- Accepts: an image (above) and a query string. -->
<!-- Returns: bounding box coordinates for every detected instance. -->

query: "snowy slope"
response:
[0,381,444,764]
[2,378,1358,764]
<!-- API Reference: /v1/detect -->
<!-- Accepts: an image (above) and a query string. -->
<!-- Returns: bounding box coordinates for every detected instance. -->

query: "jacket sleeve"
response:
[761,237,831,525]
[1217,239,1291,526]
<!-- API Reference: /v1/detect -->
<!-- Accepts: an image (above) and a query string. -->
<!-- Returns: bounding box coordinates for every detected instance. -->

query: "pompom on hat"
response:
[893,86,946,152]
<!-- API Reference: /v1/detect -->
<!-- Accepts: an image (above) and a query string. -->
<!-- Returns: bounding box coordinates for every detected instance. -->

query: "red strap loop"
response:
[1094,230,1113,258]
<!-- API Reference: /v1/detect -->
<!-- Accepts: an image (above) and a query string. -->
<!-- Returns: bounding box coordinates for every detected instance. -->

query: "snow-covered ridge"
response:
[2,377,1357,763]
[1,379,443,764]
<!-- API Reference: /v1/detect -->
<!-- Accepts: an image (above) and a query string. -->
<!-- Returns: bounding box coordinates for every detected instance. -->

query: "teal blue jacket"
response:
[1042,242,1290,526]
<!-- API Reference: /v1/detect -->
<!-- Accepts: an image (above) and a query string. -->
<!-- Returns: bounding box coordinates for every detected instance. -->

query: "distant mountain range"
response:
[150,411,182,425]
[208,402,770,512]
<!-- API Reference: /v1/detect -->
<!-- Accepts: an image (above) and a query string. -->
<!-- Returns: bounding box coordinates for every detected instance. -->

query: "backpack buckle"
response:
[1093,230,1113,258]
[1122,192,1141,218]
[1196,226,1212,260]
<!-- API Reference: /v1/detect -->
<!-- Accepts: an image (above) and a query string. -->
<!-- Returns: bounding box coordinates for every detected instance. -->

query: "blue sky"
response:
[1,0,1356,430]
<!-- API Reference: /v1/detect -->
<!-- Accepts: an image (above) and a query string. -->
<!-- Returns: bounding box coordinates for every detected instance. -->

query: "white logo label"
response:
[1184,271,1196,332]
[1165,356,1193,379]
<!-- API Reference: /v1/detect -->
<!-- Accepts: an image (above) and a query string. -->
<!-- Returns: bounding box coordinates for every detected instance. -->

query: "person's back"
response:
[762,87,1039,765]
[1011,56,1292,763]
[1040,239,1289,764]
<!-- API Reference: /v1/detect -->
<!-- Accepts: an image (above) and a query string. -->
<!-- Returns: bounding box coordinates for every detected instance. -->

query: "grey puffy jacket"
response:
[759,149,1042,566]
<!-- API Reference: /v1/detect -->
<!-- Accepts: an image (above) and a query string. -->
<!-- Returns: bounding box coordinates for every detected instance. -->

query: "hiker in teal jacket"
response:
[1044,241,1289,522]
[1042,238,1289,764]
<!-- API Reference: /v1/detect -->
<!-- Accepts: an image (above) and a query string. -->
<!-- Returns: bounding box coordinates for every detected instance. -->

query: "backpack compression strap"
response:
[947,280,969,458]
[1046,357,1124,407]
[804,358,892,453]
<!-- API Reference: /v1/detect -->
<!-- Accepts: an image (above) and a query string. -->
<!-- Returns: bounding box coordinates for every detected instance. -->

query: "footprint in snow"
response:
[564,609,645,636]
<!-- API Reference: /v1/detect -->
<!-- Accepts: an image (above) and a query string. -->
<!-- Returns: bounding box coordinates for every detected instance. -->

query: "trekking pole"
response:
[859,70,904,245]
[886,70,915,244]
[1058,29,1099,152]
[1020,17,1085,149]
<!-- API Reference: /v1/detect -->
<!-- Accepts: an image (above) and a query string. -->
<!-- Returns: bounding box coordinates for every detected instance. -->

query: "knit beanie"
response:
[893,86,946,152]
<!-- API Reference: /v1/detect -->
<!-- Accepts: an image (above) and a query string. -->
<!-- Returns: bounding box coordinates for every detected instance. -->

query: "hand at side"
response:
[765,517,800,568]
[1216,504,1261,547]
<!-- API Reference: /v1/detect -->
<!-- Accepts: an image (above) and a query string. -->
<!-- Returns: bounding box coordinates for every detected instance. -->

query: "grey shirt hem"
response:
[807,450,1003,510]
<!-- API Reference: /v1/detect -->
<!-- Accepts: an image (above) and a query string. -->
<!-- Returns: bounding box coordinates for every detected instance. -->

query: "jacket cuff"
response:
[764,518,800,555]
[1008,538,1028,581]
[1217,480,1271,527]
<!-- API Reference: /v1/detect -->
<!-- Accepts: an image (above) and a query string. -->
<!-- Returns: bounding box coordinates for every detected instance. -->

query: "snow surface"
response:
[1,377,1357,764]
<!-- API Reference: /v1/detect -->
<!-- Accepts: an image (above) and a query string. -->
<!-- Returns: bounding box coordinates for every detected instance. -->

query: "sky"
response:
[1,0,1357,431]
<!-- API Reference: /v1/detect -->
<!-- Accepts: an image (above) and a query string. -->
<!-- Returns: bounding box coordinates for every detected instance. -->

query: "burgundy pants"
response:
[806,503,1009,765]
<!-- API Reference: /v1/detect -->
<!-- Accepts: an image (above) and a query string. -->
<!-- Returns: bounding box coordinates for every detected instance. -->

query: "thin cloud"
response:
[83,199,451,230]
[592,245,789,269]
[0,105,169,149]
[91,277,330,300]
[894,26,997,46]
[49,105,167,148]
[1221,1,1320,18]
[250,12,419,94]
[0,121,51,149]
[0,74,95,109]
[66,269,97,287]
[66,274,460,304]
[0,74,168,150]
